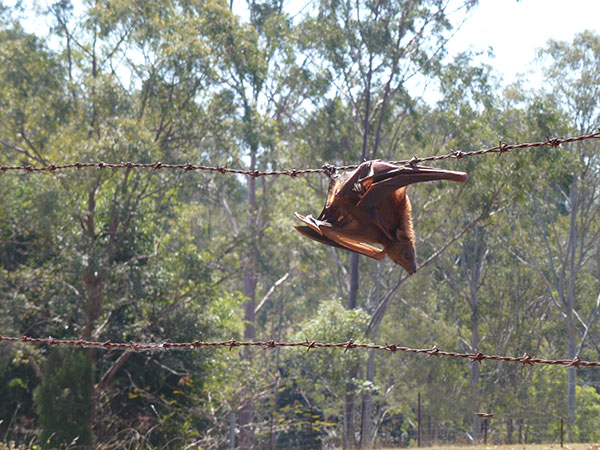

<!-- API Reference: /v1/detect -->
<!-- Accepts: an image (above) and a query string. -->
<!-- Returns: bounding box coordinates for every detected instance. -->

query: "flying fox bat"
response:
[294,160,468,274]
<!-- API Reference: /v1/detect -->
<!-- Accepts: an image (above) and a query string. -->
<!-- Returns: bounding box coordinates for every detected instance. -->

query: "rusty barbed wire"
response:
[353,128,600,170]
[0,335,595,368]
[0,160,327,177]
[1,129,599,177]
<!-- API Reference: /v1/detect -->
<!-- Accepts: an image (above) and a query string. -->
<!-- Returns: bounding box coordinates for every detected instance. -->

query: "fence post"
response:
[560,418,564,447]
[417,393,421,447]
[475,413,493,445]
[483,418,488,445]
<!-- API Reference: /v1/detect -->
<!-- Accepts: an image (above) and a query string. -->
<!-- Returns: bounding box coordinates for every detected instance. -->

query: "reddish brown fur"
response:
[295,161,467,274]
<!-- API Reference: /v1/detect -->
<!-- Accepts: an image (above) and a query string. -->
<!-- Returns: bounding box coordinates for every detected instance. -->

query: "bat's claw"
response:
[294,212,324,235]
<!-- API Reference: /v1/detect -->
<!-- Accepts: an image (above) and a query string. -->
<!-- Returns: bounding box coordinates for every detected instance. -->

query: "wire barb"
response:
[520,353,534,366]
[2,130,598,176]
[426,346,440,358]
[2,335,600,368]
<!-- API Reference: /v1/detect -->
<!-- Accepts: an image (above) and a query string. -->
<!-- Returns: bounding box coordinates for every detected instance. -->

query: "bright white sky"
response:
[443,0,600,87]
[10,0,600,103]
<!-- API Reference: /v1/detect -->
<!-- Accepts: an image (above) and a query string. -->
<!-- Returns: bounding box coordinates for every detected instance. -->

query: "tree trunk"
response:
[565,178,579,438]
[470,305,481,442]
[359,349,375,449]
[343,253,361,448]
[348,253,360,309]
[470,274,481,441]
[567,317,577,437]
[239,149,258,450]
[344,364,358,449]
[463,227,486,443]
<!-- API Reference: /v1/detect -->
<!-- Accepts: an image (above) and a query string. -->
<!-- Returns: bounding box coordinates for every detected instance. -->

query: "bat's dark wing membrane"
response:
[294,160,468,270]
[294,213,385,260]
[334,162,374,197]
[320,227,386,260]
[357,163,468,208]
[295,225,348,250]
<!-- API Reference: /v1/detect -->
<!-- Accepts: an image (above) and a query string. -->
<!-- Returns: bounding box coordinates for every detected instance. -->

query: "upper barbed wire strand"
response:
[1,129,599,177]
[0,335,594,369]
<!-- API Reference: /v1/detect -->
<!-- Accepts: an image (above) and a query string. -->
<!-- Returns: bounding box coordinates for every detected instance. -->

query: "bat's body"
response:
[295,161,467,274]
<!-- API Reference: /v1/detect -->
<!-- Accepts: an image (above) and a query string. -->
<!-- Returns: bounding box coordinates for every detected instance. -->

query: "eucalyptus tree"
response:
[196,1,327,447]
[509,31,600,436]
[0,1,241,446]
[297,1,479,446]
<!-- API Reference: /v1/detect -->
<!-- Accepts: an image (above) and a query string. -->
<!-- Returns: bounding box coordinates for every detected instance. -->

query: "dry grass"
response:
[380,444,600,450]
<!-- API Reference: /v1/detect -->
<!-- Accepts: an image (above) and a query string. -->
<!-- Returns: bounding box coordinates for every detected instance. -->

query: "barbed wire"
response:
[1,129,599,177]
[0,335,596,368]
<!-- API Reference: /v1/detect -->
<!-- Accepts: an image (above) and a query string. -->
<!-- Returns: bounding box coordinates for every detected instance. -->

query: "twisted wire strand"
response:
[1,129,599,177]
[0,335,594,368]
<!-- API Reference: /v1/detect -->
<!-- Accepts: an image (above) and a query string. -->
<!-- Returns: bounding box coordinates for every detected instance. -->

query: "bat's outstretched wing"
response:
[357,162,468,208]
[294,213,385,260]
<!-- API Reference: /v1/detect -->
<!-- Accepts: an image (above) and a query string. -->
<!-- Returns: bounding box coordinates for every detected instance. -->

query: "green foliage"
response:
[0,0,599,447]
[573,385,600,441]
[33,348,93,447]
[295,297,370,370]
[287,299,370,419]
[540,30,600,130]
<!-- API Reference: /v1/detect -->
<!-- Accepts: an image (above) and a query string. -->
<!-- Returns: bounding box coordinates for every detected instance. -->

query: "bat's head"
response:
[386,229,417,275]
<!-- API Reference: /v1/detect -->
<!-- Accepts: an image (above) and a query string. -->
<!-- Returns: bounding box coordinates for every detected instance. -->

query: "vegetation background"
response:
[0,0,599,448]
